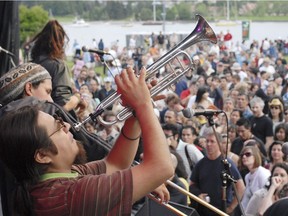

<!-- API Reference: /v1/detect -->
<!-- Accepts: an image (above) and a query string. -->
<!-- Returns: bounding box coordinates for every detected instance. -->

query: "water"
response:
[62,20,288,56]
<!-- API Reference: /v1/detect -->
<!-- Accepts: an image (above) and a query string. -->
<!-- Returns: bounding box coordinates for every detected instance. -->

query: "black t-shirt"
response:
[263,198,288,216]
[231,136,267,157]
[250,115,273,144]
[190,156,241,216]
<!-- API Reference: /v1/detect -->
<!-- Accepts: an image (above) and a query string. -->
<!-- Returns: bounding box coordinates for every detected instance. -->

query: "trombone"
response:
[74,14,217,130]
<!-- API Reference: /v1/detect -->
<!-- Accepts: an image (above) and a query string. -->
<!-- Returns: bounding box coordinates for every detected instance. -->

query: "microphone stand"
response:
[205,113,246,216]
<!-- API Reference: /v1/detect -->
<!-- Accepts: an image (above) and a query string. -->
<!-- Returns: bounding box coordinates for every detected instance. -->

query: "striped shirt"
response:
[30,161,133,216]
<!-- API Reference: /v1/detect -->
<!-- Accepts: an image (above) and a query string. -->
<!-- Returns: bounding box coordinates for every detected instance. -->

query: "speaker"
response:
[135,198,199,216]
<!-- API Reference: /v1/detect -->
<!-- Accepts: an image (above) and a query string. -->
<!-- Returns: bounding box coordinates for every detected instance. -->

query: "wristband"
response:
[121,128,141,141]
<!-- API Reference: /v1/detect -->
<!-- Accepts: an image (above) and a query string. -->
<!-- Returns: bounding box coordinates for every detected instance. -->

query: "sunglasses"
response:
[270,106,280,110]
[240,152,253,158]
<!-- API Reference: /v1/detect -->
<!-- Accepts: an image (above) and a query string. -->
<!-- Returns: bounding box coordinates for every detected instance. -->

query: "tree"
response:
[175,3,192,20]
[139,8,153,21]
[166,7,178,21]
[195,3,208,17]
[19,5,49,45]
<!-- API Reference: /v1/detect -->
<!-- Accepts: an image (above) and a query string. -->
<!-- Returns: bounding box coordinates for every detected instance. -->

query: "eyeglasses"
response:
[240,152,253,158]
[165,134,173,139]
[48,114,66,137]
[270,106,280,110]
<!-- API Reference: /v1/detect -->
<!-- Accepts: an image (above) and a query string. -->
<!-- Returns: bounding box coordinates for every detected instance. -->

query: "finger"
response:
[152,95,166,101]
[139,67,147,83]
[163,187,170,203]
[115,75,123,95]
[126,66,136,81]
[150,79,157,87]
[120,69,130,84]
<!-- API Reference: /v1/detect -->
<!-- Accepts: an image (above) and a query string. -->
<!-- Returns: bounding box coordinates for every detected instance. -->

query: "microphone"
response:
[82,46,110,56]
[181,107,223,118]
[282,142,288,156]
[0,46,15,57]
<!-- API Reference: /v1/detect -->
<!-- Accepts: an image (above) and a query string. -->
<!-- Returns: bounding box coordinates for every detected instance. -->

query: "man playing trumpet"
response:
[0,66,174,215]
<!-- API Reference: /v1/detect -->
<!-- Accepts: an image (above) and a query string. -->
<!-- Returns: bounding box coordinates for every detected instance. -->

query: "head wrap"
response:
[0,63,51,105]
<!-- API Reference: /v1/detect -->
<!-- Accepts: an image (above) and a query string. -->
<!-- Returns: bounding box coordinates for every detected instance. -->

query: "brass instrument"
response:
[74,15,229,216]
[74,14,217,130]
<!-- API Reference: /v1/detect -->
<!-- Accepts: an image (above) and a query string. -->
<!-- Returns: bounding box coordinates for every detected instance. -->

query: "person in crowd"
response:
[189,129,245,216]
[192,86,213,110]
[209,76,224,110]
[180,81,198,108]
[239,146,271,210]
[98,76,116,107]
[75,68,88,91]
[254,88,271,115]
[250,96,274,151]
[0,67,174,215]
[274,123,288,142]
[228,124,238,144]
[229,108,243,125]
[265,141,287,171]
[96,111,120,147]
[84,121,97,134]
[0,63,53,106]
[162,123,203,181]
[222,97,235,122]
[236,92,253,119]
[89,78,100,100]
[267,96,285,132]
[180,125,205,156]
[160,93,184,124]
[245,163,288,216]
[30,20,86,116]
[231,117,267,157]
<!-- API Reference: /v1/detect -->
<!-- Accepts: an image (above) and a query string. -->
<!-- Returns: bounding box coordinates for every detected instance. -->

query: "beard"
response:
[73,141,88,164]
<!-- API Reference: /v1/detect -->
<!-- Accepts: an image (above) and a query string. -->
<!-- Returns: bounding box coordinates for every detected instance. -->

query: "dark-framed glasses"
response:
[48,114,66,137]
[165,134,173,139]
[240,152,253,158]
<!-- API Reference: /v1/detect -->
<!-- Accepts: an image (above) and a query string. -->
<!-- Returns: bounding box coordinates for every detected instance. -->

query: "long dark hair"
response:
[195,86,209,104]
[31,20,69,60]
[0,106,56,215]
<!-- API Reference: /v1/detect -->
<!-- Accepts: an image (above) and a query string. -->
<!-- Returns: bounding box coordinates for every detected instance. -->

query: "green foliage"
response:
[175,3,193,20]
[19,5,49,45]
[139,8,153,21]
[166,7,178,20]
[19,1,288,22]
[195,3,208,17]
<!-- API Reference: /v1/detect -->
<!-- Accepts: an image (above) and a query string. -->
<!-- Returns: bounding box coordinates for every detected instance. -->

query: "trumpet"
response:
[74,14,217,130]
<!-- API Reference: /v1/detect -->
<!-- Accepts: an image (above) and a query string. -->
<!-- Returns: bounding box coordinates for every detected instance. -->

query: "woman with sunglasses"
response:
[239,146,271,210]
[265,141,287,171]
[245,163,288,216]
[268,97,285,133]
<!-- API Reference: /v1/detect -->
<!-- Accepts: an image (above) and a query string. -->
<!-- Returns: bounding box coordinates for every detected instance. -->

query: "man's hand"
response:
[151,184,170,203]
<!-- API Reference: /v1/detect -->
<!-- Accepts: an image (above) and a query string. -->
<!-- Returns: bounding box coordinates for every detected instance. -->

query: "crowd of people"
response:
[1,18,288,216]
